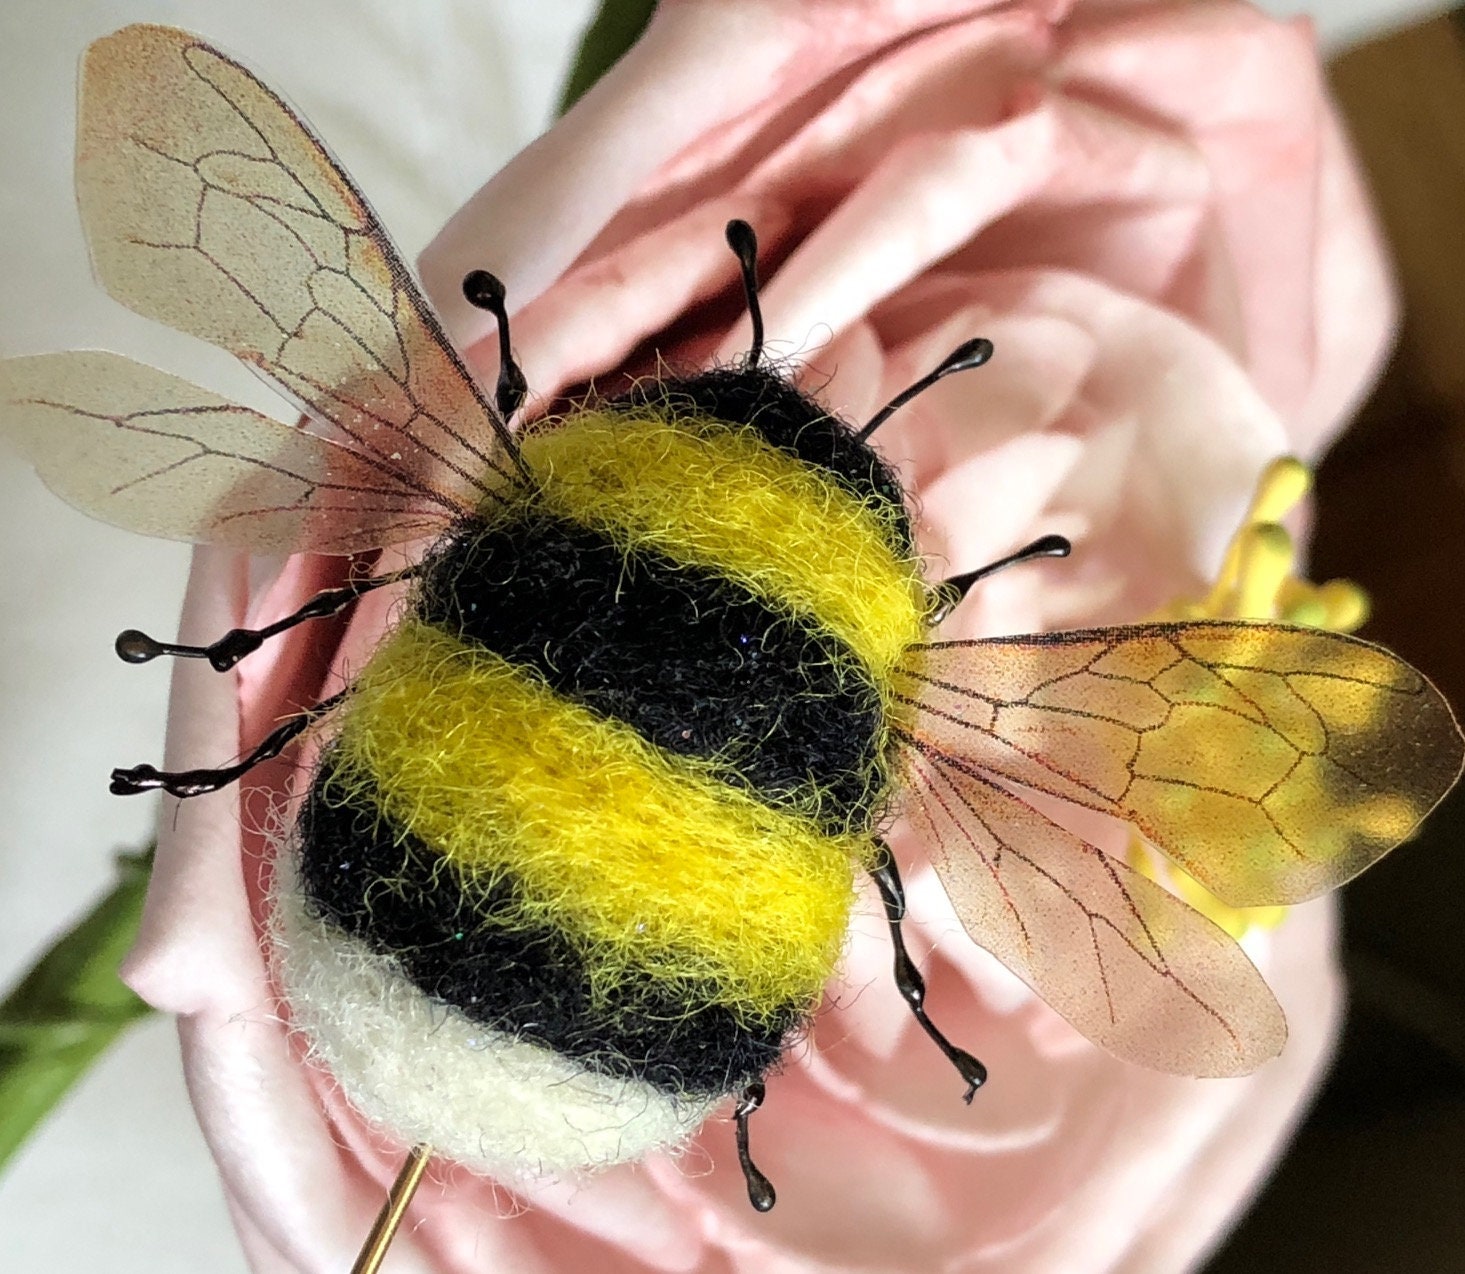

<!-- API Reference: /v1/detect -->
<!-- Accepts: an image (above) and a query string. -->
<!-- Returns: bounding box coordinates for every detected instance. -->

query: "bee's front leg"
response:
[114,566,419,672]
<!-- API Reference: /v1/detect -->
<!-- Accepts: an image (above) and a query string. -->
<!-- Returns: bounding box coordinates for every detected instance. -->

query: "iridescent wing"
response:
[900,738,1286,1075]
[0,352,451,554]
[898,623,1463,905]
[894,622,1463,1073]
[74,24,524,516]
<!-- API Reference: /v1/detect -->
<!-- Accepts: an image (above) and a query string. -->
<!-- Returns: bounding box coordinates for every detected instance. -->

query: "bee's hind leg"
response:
[110,690,347,798]
[870,839,988,1102]
[734,1080,776,1212]
[114,566,418,673]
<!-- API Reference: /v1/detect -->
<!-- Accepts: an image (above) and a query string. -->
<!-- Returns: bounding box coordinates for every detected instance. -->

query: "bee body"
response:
[278,367,930,1177]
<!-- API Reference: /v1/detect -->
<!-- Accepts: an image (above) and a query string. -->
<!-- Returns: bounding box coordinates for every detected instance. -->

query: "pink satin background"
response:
[121,1,1391,1269]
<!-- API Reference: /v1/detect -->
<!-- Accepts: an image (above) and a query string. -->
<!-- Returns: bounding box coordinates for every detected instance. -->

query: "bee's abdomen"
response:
[298,757,800,1096]
[293,615,868,1110]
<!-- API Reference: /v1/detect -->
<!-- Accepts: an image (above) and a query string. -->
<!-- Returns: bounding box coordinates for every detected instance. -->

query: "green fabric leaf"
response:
[0,848,155,1175]
[558,0,657,116]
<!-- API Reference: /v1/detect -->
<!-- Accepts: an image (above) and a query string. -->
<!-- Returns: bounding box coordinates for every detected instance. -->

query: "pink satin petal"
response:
[177,1011,449,1273]
[1116,904,1341,1274]
[800,320,888,427]
[1291,109,1395,452]
[121,547,254,1015]
[873,307,1099,469]
[419,2,800,343]
[420,0,1032,346]
[761,113,1059,348]
[966,270,1288,608]
[1059,4,1394,423]
[511,199,794,397]
[523,1170,708,1271]
[916,432,1087,580]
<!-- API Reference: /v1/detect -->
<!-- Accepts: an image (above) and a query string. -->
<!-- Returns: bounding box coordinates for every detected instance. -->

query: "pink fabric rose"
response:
[122,0,1391,1270]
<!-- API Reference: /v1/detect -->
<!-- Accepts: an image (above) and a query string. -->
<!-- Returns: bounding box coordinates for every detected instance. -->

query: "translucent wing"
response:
[901,739,1286,1075]
[76,24,524,512]
[896,623,1464,907]
[1,352,452,553]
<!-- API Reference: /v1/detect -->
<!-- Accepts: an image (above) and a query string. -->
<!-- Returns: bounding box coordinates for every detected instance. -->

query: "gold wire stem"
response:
[350,1143,432,1274]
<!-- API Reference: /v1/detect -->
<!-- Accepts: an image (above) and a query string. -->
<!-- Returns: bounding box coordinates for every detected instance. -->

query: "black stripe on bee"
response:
[415,513,890,835]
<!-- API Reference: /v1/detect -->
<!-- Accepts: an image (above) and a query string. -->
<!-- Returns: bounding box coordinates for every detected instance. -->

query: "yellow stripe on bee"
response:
[333,622,870,1021]
[517,411,927,677]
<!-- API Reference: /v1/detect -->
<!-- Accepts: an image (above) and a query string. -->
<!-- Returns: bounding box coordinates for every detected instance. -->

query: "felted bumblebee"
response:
[3,22,1462,1258]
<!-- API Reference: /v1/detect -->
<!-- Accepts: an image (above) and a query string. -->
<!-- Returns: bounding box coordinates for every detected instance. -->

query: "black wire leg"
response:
[110,691,347,798]
[870,840,987,1102]
[115,567,417,672]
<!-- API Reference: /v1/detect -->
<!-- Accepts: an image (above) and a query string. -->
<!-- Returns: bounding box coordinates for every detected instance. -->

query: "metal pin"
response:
[350,1143,432,1274]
